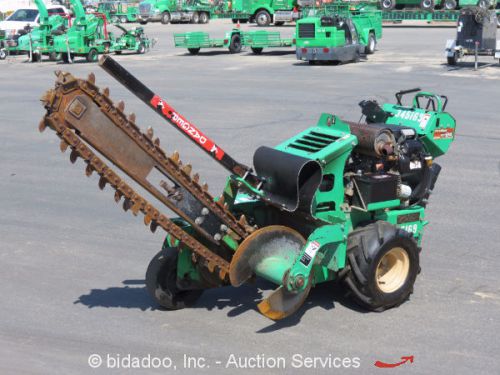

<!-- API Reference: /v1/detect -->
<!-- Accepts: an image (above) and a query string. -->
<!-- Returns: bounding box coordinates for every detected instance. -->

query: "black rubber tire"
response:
[188,48,200,55]
[420,0,435,10]
[111,15,119,23]
[308,60,317,65]
[353,50,361,63]
[61,52,72,63]
[120,16,128,23]
[145,247,204,310]
[380,0,396,10]
[31,51,41,62]
[343,221,420,312]
[49,51,59,61]
[86,48,98,62]
[139,20,148,25]
[274,21,285,26]
[251,47,263,54]
[199,12,209,24]
[161,12,171,24]
[137,43,146,54]
[365,32,376,54]
[447,51,458,65]
[232,18,238,24]
[443,0,457,9]
[114,50,122,55]
[229,34,242,53]
[497,14,500,26]
[191,12,200,24]
[478,0,490,8]
[0,49,7,60]
[255,10,271,26]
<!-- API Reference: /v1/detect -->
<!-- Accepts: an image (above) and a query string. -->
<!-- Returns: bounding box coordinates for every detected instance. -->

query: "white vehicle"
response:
[0,5,68,41]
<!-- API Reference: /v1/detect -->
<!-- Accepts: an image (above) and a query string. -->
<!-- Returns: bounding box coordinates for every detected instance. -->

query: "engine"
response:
[344,101,442,209]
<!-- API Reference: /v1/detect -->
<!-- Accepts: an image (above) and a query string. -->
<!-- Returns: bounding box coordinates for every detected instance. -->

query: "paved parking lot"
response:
[1,19,499,374]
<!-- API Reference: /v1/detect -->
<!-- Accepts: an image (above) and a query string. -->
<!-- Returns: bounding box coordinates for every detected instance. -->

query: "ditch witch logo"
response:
[151,95,225,161]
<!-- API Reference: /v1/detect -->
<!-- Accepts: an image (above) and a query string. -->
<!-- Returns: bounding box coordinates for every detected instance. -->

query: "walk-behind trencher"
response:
[39,58,456,320]
[445,6,500,66]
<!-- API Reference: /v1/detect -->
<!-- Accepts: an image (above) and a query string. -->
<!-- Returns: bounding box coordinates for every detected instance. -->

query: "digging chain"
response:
[39,71,254,280]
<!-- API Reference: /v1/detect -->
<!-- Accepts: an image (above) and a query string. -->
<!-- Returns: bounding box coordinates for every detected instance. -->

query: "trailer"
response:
[380,0,498,11]
[138,0,215,24]
[382,8,500,25]
[241,30,294,53]
[445,7,500,65]
[174,29,294,54]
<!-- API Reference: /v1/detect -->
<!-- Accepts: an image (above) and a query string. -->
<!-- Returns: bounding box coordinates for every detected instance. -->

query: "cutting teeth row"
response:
[70,74,249,239]
[42,72,250,239]
[45,114,230,280]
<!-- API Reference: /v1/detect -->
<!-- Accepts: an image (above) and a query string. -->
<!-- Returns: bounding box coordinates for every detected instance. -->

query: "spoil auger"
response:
[40,59,456,319]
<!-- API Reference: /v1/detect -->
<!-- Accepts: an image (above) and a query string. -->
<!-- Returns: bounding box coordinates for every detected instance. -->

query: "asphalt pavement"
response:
[1,20,500,375]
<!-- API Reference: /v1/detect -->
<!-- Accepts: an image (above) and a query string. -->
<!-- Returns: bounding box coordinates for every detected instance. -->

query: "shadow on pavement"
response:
[74,278,367,331]
[443,61,499,71]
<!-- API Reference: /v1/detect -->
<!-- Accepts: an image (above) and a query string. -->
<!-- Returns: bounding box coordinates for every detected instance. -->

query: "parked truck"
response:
[97,1,139,23]
[229,0,300,26]
[296,6,382,64]
[138,0,214,24]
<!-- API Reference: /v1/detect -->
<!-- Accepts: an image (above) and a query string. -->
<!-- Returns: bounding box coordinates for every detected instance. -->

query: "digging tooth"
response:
[192,173,200,183]
[40,90,54,107]
[123,198,132,211]
[38,119,47,133]
[59,140,69,153]
[217,195,225,207]
[154,138,160,147]
[128,113,136,123]
[117,100,125,112]
[102,87,110,97]
[182,164,192,176]
[146,126,154,140]
[170,151,180,164]
[85,163,93,177]
[239,214,248,226]
[54,70,62,78]
[87,73,95,84]
[144,214,152,226]
[98,176,107,190]
[219,269,227,281]
[207,261,216,273]
[131,200,141,216]
[114,190,122,203]
[150,220,158,233]
[202,183,209,192]
[69,149,79,163]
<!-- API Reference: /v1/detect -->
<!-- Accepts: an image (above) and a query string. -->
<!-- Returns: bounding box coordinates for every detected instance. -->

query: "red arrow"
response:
[374,356,414,368]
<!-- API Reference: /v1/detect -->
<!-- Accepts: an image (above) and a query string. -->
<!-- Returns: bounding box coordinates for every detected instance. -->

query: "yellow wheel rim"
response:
[375,247,410,293]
